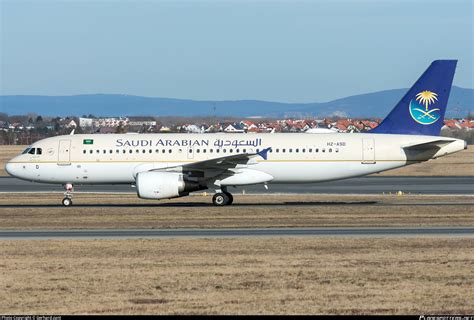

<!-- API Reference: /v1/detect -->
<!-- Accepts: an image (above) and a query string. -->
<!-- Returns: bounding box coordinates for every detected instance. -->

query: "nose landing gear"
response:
[62,183,74,207]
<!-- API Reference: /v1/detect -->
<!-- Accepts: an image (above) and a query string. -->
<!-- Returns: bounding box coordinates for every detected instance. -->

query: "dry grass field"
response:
[0,193,473,230]
[0,145,473,176]
[1,237,472,314]
[0,145,24,176]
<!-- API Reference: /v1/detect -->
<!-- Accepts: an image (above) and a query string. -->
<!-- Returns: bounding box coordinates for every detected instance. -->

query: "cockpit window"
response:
[25,148,42,155]
[22,148,31,154]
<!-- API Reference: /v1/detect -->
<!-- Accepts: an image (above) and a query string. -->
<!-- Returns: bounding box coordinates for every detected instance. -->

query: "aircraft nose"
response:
[5,162,17,177]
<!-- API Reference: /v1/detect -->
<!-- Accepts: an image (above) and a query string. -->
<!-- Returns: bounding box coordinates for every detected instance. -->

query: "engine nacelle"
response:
[135,171,204,200]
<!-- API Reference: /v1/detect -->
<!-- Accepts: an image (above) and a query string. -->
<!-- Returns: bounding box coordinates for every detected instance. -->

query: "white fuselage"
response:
[5,133,466,186]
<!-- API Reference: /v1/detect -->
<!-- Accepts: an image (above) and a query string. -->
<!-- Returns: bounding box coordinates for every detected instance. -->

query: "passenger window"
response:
[296,148,299,153]
[216,149,220,153]
[142,150,146,153]
[229,149,233,153]
[117,150,120,153]
[309,148,312,152]
[243,149,246,153]
[169,149,172,153]
[336,148,339,153]
[236,149,239,153]
[129,150,133,154]
[315,148,319,153]
[223,149,226,153]
[302,149,306,153]
[256,149,259,153]
[110,150,113,154]
[103,150,107,154]
[96,150,100,154]
[83,150,86,154]
[162,149,165,153]
[149,150,152,153]
[210,149,213,153]
[276,149,279,153]
[196,149,200,153]
[322,149,326,153]
[329,148,332,153]
[89,150,93,154]
[203,149,207,153]
[136,149,139,153]
[289,149,292,153]
[282,149,286,153]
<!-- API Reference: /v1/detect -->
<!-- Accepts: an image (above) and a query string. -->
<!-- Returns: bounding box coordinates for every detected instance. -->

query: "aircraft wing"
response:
[183,147,271,170]
[154,147,272,172]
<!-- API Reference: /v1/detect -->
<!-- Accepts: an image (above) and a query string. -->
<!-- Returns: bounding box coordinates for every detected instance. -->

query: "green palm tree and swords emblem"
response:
[414,91,440,120]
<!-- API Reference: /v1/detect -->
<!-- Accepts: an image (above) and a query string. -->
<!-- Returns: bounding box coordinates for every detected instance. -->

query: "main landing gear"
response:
[212,189,234,206]
[62,183,74,207]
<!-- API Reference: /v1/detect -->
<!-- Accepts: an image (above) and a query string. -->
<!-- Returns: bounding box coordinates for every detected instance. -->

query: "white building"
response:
[79,118,93,128]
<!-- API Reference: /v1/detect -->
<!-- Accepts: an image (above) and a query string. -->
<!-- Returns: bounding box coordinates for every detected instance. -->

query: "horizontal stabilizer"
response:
[402,140,453,151]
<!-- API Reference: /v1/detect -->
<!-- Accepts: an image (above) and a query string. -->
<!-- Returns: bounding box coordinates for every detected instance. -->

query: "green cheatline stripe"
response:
[83,139,94,145]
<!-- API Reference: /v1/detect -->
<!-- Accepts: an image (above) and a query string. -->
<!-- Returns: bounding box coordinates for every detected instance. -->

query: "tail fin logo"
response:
[409,90,441,125]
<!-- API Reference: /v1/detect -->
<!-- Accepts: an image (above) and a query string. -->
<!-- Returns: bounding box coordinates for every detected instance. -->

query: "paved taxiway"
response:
[0,176,473,194]
[1,227,473,239]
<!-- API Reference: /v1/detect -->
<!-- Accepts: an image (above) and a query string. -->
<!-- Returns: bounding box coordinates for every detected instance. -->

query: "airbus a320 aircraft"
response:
[5,60,467,206]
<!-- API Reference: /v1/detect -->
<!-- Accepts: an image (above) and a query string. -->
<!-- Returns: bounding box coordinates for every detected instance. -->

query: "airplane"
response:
[5,60,467,206]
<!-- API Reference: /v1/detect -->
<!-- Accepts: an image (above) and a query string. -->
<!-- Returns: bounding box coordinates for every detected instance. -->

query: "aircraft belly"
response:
[28,163,136,184]
[255,161,406,183]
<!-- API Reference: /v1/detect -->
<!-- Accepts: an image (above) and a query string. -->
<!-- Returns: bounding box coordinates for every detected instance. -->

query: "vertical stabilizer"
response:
[372,60,457,135]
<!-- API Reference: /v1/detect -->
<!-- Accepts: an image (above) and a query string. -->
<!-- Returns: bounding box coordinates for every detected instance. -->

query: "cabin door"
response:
[58,140,72,166]
[362,138,375,164]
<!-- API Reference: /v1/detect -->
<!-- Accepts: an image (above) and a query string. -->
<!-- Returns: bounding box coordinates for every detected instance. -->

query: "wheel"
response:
[62,197,73,207]
[224,192,233,205]
[212,193,229,206]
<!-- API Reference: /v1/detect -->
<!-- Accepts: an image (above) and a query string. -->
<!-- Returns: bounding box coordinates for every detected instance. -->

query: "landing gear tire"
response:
[212,192,230,206]
[224,192,233,205]
[62,197,73,207]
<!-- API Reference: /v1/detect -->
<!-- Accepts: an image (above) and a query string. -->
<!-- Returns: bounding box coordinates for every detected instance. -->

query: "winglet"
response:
[257,147,272,160]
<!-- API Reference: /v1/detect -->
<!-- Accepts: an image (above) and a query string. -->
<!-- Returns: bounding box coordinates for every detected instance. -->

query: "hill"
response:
[0,86,471,118]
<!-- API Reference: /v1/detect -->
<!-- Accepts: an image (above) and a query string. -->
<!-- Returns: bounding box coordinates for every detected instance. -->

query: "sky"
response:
[0,0,472,102]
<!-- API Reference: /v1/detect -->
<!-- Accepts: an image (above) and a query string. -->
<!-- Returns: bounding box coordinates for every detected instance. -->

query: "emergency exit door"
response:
[362,138,375,164]
[187,146,194,159]
[58,140,72,165]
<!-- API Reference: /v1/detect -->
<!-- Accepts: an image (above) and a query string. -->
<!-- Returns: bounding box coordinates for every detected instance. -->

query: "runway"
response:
[0,176,473,195]
[1,227,473,239]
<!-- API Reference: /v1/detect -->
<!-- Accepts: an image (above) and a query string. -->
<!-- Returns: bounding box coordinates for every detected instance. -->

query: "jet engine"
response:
[135,171,205,200]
